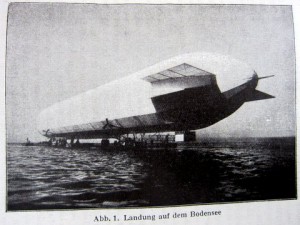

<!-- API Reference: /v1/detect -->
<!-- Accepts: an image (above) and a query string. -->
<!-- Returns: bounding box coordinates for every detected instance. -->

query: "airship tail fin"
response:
[258,75,275,80]
[245,90,275,102]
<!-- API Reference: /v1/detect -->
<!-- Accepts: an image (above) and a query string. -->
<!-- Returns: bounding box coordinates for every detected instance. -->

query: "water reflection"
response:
[7,137,296,210]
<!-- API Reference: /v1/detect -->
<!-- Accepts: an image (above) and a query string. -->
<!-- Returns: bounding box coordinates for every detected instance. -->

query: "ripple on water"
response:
[7,138,296,210]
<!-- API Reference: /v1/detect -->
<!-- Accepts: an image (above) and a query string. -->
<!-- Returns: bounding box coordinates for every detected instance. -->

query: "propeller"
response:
[103,118,119,130]
[42,129,51,136]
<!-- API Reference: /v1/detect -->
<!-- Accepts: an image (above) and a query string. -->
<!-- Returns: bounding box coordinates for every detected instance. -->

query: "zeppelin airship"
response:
[37,52,274,140]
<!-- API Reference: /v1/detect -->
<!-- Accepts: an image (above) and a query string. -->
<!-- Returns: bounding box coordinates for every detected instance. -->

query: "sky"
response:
[5,3,295,142]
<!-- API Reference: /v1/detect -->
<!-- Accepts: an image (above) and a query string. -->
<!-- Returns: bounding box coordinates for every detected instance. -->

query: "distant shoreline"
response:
[7,136,296,146]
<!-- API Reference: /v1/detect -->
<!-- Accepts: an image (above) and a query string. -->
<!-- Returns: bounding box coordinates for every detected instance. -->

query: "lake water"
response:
[7,137,296,210]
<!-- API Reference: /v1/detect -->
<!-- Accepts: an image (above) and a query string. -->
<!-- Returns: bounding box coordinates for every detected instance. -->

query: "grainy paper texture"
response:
[1,0,299,225]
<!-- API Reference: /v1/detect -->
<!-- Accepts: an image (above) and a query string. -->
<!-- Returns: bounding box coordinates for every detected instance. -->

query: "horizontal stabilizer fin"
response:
[245,90,275,102]
[258,75,275,80]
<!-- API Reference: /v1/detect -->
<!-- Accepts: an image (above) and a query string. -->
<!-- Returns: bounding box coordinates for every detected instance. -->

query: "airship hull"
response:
[37,53,274,139]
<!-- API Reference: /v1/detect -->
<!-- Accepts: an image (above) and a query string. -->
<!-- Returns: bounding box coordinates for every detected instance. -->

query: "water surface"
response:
[7,137,296,210]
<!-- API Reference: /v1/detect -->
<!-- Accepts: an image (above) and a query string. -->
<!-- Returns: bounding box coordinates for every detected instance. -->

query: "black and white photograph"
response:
[2,1,298,222]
